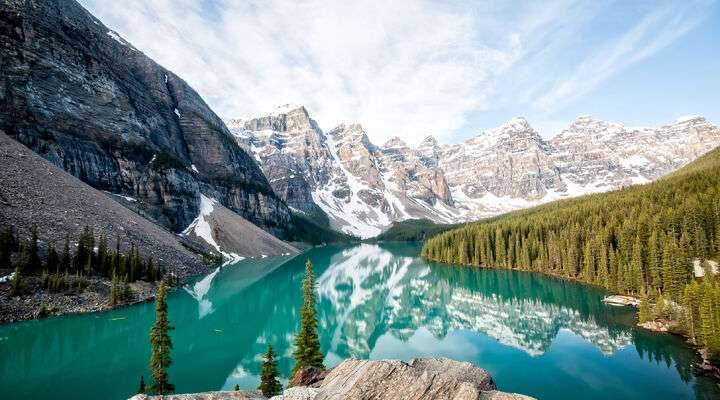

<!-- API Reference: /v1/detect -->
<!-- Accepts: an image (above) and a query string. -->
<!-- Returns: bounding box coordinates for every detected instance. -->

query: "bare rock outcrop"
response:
[131,391,264,400]
[132,358,534,400]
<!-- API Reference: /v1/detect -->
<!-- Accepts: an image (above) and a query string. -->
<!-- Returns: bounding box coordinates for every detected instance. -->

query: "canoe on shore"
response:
[603,295,640,307]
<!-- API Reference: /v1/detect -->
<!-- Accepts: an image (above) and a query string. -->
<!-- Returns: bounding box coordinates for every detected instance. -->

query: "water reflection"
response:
[0,243,717,400]
[317,244,632,358]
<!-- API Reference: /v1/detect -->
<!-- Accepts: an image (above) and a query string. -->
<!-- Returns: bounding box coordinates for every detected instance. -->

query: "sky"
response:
[79,0,720,145]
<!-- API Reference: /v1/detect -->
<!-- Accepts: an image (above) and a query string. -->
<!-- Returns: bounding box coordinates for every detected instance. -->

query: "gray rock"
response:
[130,391,264,400]
[314,358,497,400]
[269,387,321,400]
[0,0,293,239]
[128,358,534,400]
[0,130,209,322]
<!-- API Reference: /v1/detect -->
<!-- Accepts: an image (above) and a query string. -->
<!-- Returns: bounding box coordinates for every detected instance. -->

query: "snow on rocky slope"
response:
[180,194,298,264]
[228,107,720,238]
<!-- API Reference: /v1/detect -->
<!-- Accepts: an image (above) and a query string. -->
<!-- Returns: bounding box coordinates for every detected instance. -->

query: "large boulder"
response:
[313,358,497,399]
[129,358,535,400]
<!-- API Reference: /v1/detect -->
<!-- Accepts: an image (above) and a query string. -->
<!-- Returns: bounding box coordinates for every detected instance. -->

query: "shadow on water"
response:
[0,242,718,399]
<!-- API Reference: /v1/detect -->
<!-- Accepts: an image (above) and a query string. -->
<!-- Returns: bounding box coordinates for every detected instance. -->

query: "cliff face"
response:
[0,0,292,237]
[231,108,455,238]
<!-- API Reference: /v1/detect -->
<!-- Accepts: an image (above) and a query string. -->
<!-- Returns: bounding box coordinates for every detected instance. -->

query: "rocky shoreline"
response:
[129,358,535,400]
[0,275,161,324]
[638,319,720,382]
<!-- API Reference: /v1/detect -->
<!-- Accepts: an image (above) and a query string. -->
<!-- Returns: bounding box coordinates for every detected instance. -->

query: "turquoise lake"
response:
[1,243,719,399]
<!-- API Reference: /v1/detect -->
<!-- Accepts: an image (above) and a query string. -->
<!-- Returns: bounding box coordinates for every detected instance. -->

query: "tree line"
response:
[1,224,166,301]
[422,147,720,361]
[139,259,324,397]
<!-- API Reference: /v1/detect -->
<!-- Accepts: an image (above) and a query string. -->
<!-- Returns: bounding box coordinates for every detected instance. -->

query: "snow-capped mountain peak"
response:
[228,108,720,238]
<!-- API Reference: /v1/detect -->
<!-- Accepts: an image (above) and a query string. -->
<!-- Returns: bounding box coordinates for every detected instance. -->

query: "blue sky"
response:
[80,0,719,144]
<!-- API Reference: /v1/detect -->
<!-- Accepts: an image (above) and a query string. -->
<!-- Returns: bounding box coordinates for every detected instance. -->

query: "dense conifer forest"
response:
[1,224,166,302]
[368,219,461,242]
[422,146,720,361]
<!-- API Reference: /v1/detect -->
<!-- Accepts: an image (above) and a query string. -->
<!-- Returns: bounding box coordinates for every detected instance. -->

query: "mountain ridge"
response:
[229,106,720,238]
[0,0,297,243]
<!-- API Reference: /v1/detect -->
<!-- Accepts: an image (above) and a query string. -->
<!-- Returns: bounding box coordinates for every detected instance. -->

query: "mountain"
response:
[230,106,720,238]
[0,0,296,243]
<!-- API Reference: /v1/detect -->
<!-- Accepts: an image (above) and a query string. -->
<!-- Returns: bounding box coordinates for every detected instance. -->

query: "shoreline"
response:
[426,256,720,375]
[0,275,161,324]
[637,319,720,380]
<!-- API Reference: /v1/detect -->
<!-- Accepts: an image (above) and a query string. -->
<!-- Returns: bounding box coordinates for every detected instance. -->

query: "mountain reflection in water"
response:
[1,243,718,400]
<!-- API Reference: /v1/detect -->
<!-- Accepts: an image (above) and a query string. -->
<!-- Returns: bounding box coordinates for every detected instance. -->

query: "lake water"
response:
[1,243,718,399]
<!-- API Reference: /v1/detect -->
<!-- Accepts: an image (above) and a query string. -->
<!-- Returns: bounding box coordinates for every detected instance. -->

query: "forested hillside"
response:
[368,219,461,242]
[422,146,720,360]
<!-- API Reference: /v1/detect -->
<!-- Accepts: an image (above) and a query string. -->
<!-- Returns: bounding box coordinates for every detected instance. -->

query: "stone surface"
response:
[0,0,294,239]
[129,358,535,400]
[314,358,498,400]
[287,366,328,388]
[269,387,321,400]
[130,391,264,400]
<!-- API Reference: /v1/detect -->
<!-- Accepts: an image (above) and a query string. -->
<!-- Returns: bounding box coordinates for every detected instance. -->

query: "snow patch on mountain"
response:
[181,194,245,264]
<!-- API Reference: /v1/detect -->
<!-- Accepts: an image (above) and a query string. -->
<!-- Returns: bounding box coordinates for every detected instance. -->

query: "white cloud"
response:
[536,2,707,112]
[79,0,710,145]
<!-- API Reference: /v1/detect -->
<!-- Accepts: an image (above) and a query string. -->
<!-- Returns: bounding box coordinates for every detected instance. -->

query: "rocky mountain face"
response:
[231,106,720,238]
[0,0,293,239]
[230,107,455,238]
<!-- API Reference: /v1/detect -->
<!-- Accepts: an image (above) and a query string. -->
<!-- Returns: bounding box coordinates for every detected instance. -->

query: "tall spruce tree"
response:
[10,267,23,296]
[46,242,59,273]
[61,235,71,273]
[149,282,174,394]
[258,344,282,397]
[0,225,15,268]
[292,259,324,375]
[27,224,41,274]
[137,375,146,394]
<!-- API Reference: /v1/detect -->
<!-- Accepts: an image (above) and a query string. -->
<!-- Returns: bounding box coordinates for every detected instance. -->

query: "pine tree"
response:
[629,235,645,294]
[46,242,59,273]
[97,235,108,276]
[638,295,651,323]
[61,235,71,273]
[292,259,324,375]
[137,376,146,394]
[27,224,41,274]
[10,267,23,296]
[109,270,120,306]
[258,344,282,397]
[149,282,174,395]
[0,225,15,268]
[647,230,661,288]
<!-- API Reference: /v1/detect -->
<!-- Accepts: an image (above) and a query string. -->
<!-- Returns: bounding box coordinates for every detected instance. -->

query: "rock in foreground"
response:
[131,358,534,400]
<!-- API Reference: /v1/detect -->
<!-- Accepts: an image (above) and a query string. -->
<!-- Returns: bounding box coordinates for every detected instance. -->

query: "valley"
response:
[1,0,719,399]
